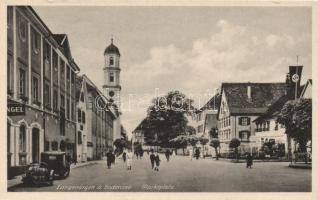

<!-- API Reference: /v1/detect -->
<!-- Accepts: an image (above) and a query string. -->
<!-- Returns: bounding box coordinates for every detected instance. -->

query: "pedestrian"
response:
[154,152,161,171]
[165,149,171,162]
[246,152,253,168]
[122,149,127,163]
[150,149,155,169]
[126,149,133,170]
[111,150,116,164]
[195,148,200,160]
[106,150,113,169]
[189,148,193,161]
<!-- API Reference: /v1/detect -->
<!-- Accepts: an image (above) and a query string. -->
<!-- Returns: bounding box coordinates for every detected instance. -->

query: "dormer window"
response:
[109,57,114,65]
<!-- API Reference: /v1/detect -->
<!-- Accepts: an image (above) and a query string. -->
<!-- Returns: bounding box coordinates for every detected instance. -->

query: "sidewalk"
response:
[7,160,102,189]
[289,162,312,169]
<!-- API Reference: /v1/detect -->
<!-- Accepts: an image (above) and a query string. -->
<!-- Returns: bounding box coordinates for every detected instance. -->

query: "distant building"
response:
[132,118,147,145]
[300,79,312,99]
[7,6,79,177]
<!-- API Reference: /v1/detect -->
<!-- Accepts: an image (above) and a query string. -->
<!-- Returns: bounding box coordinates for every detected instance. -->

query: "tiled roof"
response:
[253,94,289,122]
[222,82,287,115]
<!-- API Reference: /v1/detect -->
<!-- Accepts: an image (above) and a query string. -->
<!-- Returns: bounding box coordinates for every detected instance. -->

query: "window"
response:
[71,102,74,121]
[45,141,50,151]
[51,141,58,151]
[82,111,86,124]
[32,76,39,103]
[31,28,40,53]
[239,131,250,141]
[239,117,250,126]
[66,66,70,82]
[275,121,279,131]
[19,125,26,152]
[109,57,114,65]
[53,90,58,111]
[7,57,12,93]
[60,94,65,108]
[7,7,13,29]
[78,109,82,122]
[44,83,50,108]
[109,72,114,82]
[66,98,70,119]
[60,60,65,80]
[44,41,50,61]
[78,131,82,145]
[19,68,26,97]
[18,15,27,42]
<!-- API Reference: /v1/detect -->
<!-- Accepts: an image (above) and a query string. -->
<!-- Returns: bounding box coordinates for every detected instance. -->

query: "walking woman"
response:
[126,149,133,170]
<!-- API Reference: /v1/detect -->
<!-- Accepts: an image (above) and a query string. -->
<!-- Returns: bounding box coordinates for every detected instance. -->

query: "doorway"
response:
[32,128,40,163]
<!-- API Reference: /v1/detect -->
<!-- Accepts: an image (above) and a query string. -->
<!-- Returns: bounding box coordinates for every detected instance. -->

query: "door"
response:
[32,128,40,163]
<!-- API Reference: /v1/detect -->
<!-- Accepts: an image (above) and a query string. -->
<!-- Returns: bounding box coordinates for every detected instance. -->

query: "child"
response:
[126,149,133,170]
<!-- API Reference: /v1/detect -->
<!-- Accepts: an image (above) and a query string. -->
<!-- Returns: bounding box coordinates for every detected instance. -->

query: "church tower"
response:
[102,38,122,141]
[103,38,121,109]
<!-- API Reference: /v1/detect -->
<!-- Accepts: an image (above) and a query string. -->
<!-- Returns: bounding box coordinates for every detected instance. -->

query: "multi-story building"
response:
[217,82,287,155]
[77,75,119,161]
[7,6,79,177]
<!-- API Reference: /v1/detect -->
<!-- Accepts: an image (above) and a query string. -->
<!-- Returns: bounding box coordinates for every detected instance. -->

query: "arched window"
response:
[19,124,26,152]
[109,57,114,65]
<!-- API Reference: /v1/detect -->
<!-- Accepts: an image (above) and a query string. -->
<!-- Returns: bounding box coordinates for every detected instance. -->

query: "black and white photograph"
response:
[3,0,315,196]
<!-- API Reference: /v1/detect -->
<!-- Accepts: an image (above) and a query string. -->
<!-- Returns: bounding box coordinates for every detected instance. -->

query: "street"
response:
[8,154,311,192]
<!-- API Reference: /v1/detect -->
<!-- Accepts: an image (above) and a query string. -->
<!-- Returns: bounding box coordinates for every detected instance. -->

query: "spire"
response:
[111,34,113,44]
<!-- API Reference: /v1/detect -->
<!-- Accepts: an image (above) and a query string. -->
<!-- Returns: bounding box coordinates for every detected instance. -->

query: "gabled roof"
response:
[220,82,287,115]
[197,92,221,112]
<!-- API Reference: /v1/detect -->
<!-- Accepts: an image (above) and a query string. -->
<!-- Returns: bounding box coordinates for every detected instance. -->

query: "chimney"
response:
[247,84,252,100]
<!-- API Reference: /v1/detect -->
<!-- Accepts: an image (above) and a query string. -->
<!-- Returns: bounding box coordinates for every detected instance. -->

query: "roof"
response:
[300,79,312,98]
[198,93,221,112]
[221,82,287,115]
[253,94,289,122]
[104,41,120,56]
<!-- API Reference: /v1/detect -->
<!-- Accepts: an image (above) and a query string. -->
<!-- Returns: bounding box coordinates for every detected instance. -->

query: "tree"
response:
[146,91,195,146]
[229,138,241,160]
[277,99,312,152]
[210,139,220,160]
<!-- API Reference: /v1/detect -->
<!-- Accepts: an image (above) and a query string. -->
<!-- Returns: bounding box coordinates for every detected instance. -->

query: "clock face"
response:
[109,91,115,97]
[292,74,299,83]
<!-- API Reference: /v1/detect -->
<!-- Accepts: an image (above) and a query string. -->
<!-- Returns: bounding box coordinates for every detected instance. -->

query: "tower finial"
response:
[111,34,113,44]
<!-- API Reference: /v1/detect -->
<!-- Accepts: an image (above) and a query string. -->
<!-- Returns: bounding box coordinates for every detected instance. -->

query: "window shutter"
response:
[247,118,250,125]
[238,117,242,125]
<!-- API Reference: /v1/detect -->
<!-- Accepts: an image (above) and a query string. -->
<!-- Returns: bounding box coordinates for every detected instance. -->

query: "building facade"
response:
[79,75,118,160]
[7,6,79,177]
[217,82,287,155]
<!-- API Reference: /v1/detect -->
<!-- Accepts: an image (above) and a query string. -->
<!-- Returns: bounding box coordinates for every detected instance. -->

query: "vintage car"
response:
[22,151,71,185]
[22,162,54,186]
[41,151,71,178]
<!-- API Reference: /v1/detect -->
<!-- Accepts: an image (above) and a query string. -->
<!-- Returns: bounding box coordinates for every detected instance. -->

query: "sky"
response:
[33,6,312,136]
